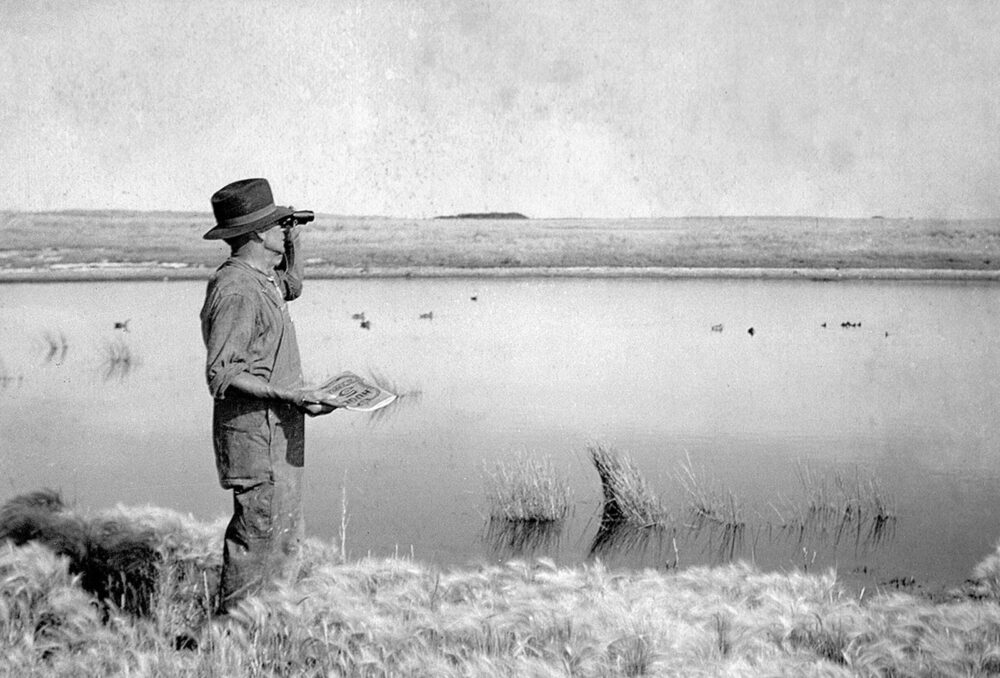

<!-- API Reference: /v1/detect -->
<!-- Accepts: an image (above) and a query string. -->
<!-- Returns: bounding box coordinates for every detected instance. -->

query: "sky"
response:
[2,0,1000,219]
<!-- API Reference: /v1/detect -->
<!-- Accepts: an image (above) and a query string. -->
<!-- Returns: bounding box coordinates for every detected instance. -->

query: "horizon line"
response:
[2,208,998,222]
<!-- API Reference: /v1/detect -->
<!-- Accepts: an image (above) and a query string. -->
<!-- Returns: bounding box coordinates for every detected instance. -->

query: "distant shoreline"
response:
[2,264,999,283]
[3,211,1000,282]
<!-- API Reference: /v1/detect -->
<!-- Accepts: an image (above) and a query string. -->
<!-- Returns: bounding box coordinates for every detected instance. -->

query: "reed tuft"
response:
[771,462,898,552]
[587,443,668,527]
[485,451,571,523]
[676,453,747,561]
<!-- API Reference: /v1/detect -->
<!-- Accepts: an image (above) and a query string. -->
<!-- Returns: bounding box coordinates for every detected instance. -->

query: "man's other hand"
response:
[289,387,338,415]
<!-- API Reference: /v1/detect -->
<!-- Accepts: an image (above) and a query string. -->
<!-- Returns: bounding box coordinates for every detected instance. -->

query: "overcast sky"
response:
[3,1,999,218]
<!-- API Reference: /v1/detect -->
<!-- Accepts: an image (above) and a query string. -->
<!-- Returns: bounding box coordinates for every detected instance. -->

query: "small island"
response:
[434,212,529,220]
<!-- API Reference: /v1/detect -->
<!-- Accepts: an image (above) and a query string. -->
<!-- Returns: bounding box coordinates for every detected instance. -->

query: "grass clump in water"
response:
[587,443,668,527]
[675,453,747,561]
[771,463,897,550]
[484,451,571,523]
[676,452,745,528]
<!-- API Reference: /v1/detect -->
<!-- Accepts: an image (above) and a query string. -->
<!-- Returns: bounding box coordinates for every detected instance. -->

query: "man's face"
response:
[258,223,285,255]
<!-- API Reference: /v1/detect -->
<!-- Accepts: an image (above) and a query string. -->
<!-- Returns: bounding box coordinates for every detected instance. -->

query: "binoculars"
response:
[286,210,315,225]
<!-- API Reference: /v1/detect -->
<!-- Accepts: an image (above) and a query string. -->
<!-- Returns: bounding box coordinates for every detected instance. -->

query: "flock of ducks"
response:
[346,307,872,337]
[351,309,437,330]
[710,321,875,336]
[351,295,478,330]
[711,324,756,336]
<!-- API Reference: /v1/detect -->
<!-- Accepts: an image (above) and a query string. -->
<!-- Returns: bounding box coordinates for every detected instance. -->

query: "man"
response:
[200,177,335,613]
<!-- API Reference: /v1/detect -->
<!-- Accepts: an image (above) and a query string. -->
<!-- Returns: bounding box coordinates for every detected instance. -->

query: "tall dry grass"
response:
[5,539,1000,676]
[3,491,1000,677]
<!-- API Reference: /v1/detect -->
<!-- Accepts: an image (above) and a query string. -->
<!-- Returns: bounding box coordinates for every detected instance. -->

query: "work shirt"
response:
[200,250,305,488]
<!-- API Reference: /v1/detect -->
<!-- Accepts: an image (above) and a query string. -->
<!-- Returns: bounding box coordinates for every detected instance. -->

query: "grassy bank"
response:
[2,211,1000,280]
[3,493,1000,676]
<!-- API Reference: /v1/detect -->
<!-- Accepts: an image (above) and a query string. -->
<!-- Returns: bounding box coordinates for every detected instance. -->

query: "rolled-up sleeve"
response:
[203,292,255,399]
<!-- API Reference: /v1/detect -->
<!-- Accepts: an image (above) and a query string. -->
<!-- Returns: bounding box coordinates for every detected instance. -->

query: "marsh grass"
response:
[676,452,745,526]
[484,451,571,523]
[4,491,1000,676]
[675,453,748,561]
[770,463,897,552]
[587,443,668,527]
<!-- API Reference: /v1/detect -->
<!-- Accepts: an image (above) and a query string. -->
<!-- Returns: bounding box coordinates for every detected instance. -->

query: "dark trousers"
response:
[219,463,304,612]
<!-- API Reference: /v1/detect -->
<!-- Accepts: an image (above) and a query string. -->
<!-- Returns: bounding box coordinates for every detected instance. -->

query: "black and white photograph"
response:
[3,1,1000,674]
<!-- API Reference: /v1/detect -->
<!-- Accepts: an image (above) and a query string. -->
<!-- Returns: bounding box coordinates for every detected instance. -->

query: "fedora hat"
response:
[203,178,294,240]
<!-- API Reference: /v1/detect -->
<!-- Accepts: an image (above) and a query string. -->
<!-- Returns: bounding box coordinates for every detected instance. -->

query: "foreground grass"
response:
[2,211,1000,277]
[4,499,1000,676]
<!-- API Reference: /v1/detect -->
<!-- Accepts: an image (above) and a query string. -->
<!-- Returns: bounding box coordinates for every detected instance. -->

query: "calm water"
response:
[2,277,999,592]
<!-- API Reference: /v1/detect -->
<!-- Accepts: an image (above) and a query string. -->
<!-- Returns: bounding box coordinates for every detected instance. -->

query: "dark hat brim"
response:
[202,205,294,240]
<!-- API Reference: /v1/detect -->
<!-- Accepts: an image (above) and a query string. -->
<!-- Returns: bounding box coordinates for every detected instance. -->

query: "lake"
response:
[1,277,999,593]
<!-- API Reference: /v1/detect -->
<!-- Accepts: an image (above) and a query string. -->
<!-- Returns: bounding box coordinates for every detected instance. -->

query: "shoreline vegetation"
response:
[2,210,1000,282]
[2,490,1000,676]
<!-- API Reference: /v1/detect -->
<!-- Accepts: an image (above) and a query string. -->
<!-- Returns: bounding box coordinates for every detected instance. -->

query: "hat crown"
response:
[211,178,275,224]
[203,177,294,240]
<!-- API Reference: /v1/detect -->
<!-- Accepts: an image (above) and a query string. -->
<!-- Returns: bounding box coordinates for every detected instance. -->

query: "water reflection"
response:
[365,386,422,426]
[330,368,424,426]
[772,510,897,556]
[0,357,23,389]
[99,336,140,382]
[588,517,677,566]
[585,508,753,567]
[680,509,749,563]
[586,484,897,569]
[483,518,563,561]
[41,330,69,365]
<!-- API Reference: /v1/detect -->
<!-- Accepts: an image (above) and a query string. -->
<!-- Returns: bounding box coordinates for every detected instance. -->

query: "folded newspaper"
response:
[317,372,397,412]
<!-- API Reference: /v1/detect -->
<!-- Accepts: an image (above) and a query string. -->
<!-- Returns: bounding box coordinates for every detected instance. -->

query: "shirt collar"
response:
[222,257,277,282]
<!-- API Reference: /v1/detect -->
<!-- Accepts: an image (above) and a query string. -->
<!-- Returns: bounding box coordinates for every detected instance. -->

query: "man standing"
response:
[200,178,335,613]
